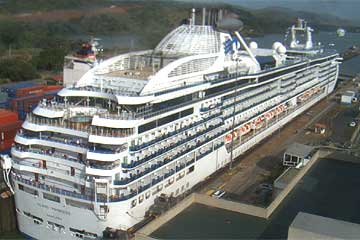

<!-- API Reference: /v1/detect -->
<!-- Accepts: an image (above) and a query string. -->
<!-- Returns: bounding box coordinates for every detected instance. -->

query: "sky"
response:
[175,0,360,23]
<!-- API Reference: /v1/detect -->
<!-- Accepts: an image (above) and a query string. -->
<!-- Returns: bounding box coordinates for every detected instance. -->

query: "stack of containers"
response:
[10,85,63,120]
[0,91,8,109]
[0,109,22,154]
[0,82,36,109]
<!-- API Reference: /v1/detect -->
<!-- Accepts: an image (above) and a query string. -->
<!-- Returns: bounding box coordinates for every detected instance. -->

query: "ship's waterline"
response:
[1,14,341,240]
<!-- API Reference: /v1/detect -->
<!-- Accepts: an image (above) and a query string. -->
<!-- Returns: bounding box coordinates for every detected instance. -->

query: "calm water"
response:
[152,159,360,239]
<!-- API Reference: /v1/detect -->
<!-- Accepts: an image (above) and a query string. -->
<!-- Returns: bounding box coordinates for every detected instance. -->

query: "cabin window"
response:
[43,192,60,203]
[187,166,195,174]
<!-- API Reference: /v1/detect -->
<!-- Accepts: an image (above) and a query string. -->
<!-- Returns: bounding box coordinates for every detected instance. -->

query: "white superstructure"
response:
[2,13,341,240]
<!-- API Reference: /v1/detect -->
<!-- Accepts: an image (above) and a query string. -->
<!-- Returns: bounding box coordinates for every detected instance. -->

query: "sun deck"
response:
[97,67,155,80]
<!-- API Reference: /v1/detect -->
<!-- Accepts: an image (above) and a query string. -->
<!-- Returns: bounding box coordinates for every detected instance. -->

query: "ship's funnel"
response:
[216,17,244,32]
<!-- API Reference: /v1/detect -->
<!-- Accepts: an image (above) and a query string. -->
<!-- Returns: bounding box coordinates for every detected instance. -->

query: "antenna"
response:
[202,8,206,25]
[191,8,196,25]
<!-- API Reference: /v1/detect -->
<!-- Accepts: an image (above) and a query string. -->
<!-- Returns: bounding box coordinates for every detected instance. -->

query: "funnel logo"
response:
[224,36,239,55]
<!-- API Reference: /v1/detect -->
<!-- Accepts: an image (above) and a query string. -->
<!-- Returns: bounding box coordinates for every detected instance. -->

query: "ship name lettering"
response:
[37,203,49,209]
[51,207,71,216]
[46,214,62,221]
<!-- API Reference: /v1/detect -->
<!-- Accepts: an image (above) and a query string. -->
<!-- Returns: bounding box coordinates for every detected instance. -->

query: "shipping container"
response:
[17,111,28,121]
[0,109,18,125]
[0,102,9,109]
[0,92,8,103]
[0,81,36,98]
[0,121,22,141]
[0,148,11,155]
[44,85,63,92]
[16,85,45,97]
[11,93,43,113]
[0,139,14,152]
[15,85,62,97]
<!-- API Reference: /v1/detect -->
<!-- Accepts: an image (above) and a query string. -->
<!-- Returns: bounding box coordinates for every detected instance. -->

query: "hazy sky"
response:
[176,0,360,23]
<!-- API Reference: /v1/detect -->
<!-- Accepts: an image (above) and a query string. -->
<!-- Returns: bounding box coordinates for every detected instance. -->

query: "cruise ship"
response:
[1,11,340,240]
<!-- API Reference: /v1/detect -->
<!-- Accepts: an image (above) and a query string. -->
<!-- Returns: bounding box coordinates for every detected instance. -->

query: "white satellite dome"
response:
[277,45,287,55]
[249,41,258,49]
[272,42,282,50]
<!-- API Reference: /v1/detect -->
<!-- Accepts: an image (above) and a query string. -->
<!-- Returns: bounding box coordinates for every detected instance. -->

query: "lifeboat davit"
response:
[252,117,264,129]
[232,131,239,140]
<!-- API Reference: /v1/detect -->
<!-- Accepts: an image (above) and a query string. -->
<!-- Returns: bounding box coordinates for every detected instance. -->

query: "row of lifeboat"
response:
[225,104,286,143]
[298,87,321,102]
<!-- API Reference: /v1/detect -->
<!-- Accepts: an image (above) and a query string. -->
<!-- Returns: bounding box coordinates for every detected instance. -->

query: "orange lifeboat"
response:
[252,117,264,129]
[275,105,284,115]
[225,134,232,143]
[265,111,274,121]
[239,124,251,135]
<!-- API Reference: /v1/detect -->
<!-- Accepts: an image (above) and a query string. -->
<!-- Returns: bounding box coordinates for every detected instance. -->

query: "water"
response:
[152,158,360,239]
[251,31,360,75]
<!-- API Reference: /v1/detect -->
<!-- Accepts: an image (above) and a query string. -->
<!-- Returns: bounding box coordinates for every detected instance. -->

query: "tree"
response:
[35,48,67,71]
[0,58,39,82]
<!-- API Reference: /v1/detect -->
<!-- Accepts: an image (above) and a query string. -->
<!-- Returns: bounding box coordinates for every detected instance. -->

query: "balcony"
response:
[13,161,85,185]
[113,129,225,187]
[123,122,223,169]
[13,174,94,201]
[11,147,83,169]
[24,114,89,137]
[129,112,221,152]
[85,166,120,177]
[15,133,87,154]
[86,145,127,162]
[199,102,222,112]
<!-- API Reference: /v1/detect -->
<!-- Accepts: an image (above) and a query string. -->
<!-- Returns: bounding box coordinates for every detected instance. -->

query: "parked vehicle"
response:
[212,190,226,199]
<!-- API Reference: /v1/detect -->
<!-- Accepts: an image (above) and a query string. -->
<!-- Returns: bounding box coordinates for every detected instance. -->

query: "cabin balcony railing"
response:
[26,113,89,133]
[110,88,327,201]
[86,162,120,170]
[129,112,221,152]
[199,103,222,112]
[12,146,82,165]
[222,91,278,111]
[69,85,139,97]
[97,111,143,121]
[122,122,223,169]
[18,133,87,148]
[114,129,225,186]
[13,174,94,201]
[87,145,127,154]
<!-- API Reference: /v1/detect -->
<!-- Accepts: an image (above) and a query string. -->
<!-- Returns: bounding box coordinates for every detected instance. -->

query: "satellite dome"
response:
[277,45,287,55]
[249,41,258,49]
[272,42,282,50]
[216,18,244,32]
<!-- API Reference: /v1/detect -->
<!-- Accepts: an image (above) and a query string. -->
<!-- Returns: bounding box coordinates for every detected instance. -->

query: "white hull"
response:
[5,18,340,240]
[14,78,336,240]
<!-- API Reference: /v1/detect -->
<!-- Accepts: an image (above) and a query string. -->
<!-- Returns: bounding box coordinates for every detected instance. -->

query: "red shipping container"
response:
[0,121,22,141]
[0,109,18,125]
[11,93,44,111]
[44,85,63,92]
[0,139,14,151]
[16,85,45,97]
